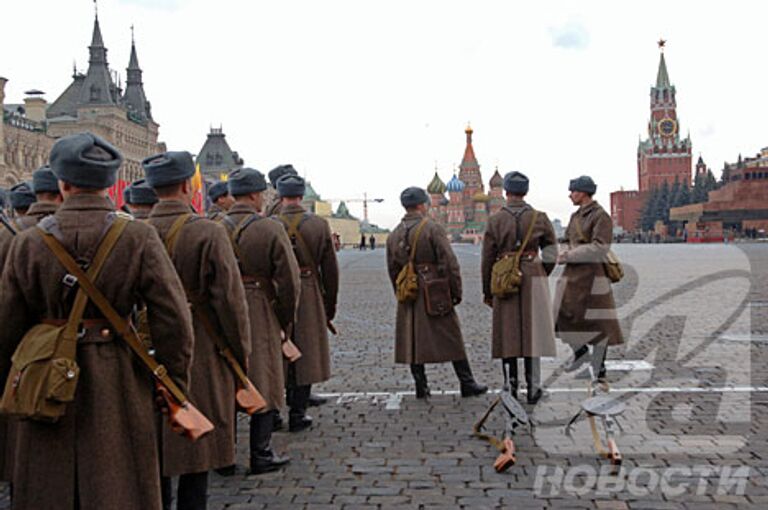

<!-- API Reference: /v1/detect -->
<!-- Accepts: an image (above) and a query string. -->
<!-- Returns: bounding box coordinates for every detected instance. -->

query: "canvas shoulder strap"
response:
[280,213,316,268]
[164,213,194,258]
[408,218,429,263]
[57,216,132,354]
[513,210,539,267]
[36,220,191,406]
[160,213,250,383]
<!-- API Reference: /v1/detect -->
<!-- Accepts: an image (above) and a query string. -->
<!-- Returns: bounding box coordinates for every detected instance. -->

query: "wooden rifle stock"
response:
[156,384,214,441]
[493,437,516,473]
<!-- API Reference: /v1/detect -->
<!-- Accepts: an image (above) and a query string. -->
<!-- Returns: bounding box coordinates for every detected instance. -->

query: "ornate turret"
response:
[77,14,118,106]
[489,168,503,188]
[123,29,152,123]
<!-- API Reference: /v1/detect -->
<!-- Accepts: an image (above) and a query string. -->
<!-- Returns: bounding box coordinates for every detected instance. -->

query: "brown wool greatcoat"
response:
[0,202,60,271]
[130,207,152,220]
[275,203,339,386]
[386,212,468,364]
[482,202,559,359]
[554,201,625,346]
[0,194,193,510]
[206,203,225,222]
[226,203,300,409]
[0,200,59,482]
[148,200,251,476]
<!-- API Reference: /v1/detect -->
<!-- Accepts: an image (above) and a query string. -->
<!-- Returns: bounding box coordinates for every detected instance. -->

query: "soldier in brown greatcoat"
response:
[144,151,251,510]
[0,165,62,483]
[386,187,487,399]
[206,181,233,221]
[0,182,36,256]
[264,164,298,218]
[481,172,558,404]
[273,174,339,432]
[225,168,300,472]
[128,178,159,220]
[0,132,194,510]
[555,176,625,379]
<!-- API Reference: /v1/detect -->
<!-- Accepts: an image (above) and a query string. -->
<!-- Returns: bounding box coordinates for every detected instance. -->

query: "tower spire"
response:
[77,7,117,105]
[123,25,152,122]
[656,40,671,89]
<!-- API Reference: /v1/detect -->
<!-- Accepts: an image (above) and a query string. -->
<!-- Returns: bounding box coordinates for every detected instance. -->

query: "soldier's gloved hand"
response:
[483,296,493,307]
[452,296,462,306]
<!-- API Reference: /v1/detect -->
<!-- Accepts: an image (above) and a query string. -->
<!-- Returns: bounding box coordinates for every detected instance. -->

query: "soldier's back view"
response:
[0,132,195,510]
[225,168,300,473]
[274,174,339,432]
[144,151,251,510]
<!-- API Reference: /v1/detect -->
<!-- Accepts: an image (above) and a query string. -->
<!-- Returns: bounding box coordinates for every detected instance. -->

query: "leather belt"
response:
[242,275,276,298]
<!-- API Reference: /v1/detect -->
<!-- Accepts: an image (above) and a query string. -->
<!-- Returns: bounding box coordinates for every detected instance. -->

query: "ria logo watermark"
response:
[534,465,751,497]
[534,244,754,456]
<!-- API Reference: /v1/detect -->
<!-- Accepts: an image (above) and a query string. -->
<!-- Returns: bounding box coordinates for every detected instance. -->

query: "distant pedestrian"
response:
[360,234,367,251]
[369,234,376,250]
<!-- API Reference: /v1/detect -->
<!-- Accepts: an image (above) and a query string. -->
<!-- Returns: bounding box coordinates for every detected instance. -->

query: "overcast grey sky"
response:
[2,0,766,227]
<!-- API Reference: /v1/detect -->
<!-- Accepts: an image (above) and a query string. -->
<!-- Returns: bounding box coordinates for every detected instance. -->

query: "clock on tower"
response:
[658,118,677,137]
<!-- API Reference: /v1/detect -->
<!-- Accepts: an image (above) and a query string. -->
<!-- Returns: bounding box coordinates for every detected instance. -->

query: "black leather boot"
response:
[565,344,589,373]
[288,385,313,432]
[272,409,284,432]
[410,364,430,399]
[503,357,519,400]
[453,359,488,397]
[250,411,290,474]
[524,357,543,405]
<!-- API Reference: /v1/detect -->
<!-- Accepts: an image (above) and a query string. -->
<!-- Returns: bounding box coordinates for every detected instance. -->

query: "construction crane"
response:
[324,193,384,223]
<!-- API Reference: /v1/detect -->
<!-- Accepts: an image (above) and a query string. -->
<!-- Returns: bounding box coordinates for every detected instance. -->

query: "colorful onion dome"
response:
[446,174,465,193]
[427,172,447,194]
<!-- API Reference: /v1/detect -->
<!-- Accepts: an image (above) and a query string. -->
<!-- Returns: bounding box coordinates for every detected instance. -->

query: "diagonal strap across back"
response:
[36,219,191,408]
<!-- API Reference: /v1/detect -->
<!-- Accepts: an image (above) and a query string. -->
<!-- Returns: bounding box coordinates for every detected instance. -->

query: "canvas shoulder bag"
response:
[0,216,128,422]
[395,218,428,304]
[572,217,623,284]
[491,209,539,298]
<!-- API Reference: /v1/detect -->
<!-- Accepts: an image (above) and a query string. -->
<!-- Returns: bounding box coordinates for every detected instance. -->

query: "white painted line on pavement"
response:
[317,386,768,409]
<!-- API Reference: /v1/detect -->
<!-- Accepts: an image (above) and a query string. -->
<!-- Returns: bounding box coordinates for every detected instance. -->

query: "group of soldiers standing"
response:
[0,130,623,509]
[386,171,623,405]
[0,132,338,509]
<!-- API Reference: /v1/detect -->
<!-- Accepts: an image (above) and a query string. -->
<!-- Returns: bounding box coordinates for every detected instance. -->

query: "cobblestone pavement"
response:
[3,243,768,509]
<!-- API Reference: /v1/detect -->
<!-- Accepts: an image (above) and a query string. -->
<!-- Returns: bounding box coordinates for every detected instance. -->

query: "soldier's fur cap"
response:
[207,181,229,202]
[569,175,597,195]
[503,171,529,195]
[400,186,429,208]
[142,151,196,188]
[268,164,298,187]
[129,179,159,205]
[10,182,36,209]
[276,174,306,198]
[49,132,123,189]
[228,168,267,196]
[32,165,60,194]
